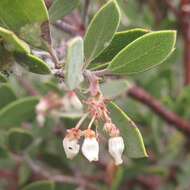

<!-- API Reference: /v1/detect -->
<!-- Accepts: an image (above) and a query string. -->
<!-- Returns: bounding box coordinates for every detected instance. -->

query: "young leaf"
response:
[108,102,148,158]
[49,0,79,22]
[0,27,30,53]
[108,30,176,75]
[0,73,7,83]
[0,84,17,109]
[7,128,33,152]
[14,53,51,75]
[22,181,55,190]
[100,79,129,99]
[84,0,120,63]
[0,97,39,127]
[66,37,84,90]
[93,28,149,63]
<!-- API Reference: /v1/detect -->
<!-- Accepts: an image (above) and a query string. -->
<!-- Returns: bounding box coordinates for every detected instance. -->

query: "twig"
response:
[89,69,190,136]
[91,69,112,77]
[54,21,79,36]
[16,75,39,96]
[45,0,53,9]
[82,0,90,25]
[0,170,16,180]
[48,46,61,69]
[128,85,190,136]
[163,0,179,16]
[179,0,190,85]
[19,155,98,190]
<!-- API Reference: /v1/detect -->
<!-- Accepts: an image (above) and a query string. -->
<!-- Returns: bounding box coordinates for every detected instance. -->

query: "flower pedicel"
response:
[63,91,125,165]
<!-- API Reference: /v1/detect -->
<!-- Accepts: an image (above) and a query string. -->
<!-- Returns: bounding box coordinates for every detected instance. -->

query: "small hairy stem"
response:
[90,68,190,137]
[91,69,112,77]
[88,116,96,129]
[82,0,90,25]
[75,113,89,129]
[84,70,101,96]
[54,21,79,36]
[48,46,61,69]
[16,75,39,96]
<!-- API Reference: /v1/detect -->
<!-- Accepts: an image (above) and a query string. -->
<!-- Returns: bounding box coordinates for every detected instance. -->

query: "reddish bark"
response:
[180,0,190,85]
[128,86,190,136]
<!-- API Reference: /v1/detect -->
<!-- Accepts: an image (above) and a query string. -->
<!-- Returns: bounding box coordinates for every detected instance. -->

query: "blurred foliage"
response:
[0,0,189,190]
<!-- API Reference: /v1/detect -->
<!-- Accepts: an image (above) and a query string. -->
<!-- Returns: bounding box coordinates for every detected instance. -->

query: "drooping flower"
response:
[108,136,125,165]
[36,93,64,126]
[82,138,99,162]
[63,137,80,159]
[62,128,81,159]
[82,129,99,162]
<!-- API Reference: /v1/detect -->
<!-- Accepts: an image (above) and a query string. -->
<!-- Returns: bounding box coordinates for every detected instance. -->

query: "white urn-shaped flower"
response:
[108,136,124,165]
[63,137,80,159]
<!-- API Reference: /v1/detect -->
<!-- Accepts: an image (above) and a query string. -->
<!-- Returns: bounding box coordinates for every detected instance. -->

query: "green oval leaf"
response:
[84,0,121,63]
[0,84,17,109]
[108,30,176,75]
[14,53,51,74]
[0,0,48,32]
[22,181,55,190]
[7,128,33,152]
[93,28,149,63]
[0,97,39,127]
[66,37,84,90]
[0,0,51,49]
[0,27,30,53]
[108,102,148,158]
[100,79,129,99]
[49,0,79,22]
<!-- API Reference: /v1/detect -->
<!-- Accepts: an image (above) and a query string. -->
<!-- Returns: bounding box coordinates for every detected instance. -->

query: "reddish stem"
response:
[128,85,190,136]
[180,0,190,85]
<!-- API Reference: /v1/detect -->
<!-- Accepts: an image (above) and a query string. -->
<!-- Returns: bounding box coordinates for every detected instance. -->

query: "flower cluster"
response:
[63,94,125,165]
[36,92,83,126]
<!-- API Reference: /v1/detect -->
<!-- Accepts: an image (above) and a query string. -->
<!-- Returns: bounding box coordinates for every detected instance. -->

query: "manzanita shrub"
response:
[0,0,177,189]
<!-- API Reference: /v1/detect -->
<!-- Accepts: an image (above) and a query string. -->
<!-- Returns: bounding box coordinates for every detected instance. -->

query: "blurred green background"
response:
[1,0,190,190]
